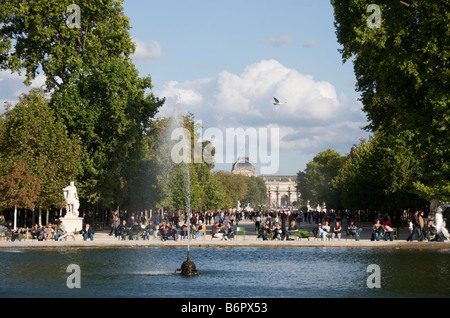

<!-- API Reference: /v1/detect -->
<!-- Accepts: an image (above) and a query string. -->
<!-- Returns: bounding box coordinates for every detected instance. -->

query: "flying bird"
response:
[273,97,286,105]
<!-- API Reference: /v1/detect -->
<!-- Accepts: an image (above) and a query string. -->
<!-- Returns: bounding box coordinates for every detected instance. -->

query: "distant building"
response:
[231,157,299,209]
[260,175,299,209]
[231,157,258,177]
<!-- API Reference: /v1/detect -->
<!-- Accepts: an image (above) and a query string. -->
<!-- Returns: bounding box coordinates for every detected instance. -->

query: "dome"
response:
[231,157,257,177]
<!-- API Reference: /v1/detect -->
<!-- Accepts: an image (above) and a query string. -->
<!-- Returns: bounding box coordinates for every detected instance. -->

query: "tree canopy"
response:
[332,0,449,205]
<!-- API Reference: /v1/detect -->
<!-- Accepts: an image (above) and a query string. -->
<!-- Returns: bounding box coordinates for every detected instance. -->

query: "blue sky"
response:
[0,0,371,176]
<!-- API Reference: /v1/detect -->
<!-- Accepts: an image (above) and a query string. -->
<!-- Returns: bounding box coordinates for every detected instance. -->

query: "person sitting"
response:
[180,222,189,240]
[167,223,178,242]
[347,220,362,241]
[211,221,224,239]
[30,224,41,240]
[80,223,94,241]
[118,220,130,240]
[54,221,67,241]
[129,221,142,240]
[332,221,342,240]
[286,220,299,240]
[424,220,436,241]
[11,226,25,242]
[42,224,53,240]
[222,222,235,241]
[382,217,394,241]
[143,220,157,240]
[193,221,204,239]
[317,222,330,241]
[159,221,170,241]
[372,219,384,241]
[272,222,283,240]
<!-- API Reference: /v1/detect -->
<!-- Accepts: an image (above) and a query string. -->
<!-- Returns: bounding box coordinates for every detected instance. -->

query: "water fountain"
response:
[164,112,199,276]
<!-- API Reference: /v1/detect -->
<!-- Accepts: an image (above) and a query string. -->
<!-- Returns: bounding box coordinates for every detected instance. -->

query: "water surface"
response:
[1,247,449,298]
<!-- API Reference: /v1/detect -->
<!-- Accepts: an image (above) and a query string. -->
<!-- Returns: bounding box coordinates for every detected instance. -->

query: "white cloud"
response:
[0,69,47,113]
[267,34,293,47]
[131,39,164,61]
[302,39,321,48]
[155,59,369,159]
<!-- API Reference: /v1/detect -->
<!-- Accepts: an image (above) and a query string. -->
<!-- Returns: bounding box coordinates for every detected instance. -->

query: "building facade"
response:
[230,157,299,209]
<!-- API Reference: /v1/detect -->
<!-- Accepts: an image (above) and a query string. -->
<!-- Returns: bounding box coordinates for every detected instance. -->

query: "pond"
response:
[1,247,449,298]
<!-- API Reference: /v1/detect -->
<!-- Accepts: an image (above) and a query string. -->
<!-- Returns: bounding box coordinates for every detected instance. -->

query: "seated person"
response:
[118,220,130,240]
[180,222,189,240]
[166,223,178,242]
[129,221,142,240]
[317,222,330,241]
[194,221,204,239]
[143,220,157,240]
[222,222,234,241]
[347,220,362,241]
[42,224,53,240]
[211,221,224,239]
[272,222,283,240]
[80,224,94,241]
[30,224,41,240]
[11,227,25,242]
[332,221,342,240]
[54,221,67,241]
[424,220,436,241]
[286,220,299,240]
[159,221,170,241]
[261,223,272,240]
[372,219,384,241]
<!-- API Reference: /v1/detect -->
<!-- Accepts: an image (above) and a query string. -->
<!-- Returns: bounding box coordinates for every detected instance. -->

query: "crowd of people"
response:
[108,210,242,242]
[0,208,447,243]
[0,215,95,242]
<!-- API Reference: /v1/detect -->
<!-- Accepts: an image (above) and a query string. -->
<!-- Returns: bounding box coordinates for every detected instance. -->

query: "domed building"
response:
[231,157,258,177]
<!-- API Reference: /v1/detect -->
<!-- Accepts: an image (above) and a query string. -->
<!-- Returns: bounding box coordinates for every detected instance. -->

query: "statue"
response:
[434,205,450,241]
[63,181,80,217]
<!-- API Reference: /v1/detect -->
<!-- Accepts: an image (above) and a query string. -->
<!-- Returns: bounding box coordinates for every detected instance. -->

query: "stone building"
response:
[260,175,299,209]
[231,157,258,177]
[230,157,299,209]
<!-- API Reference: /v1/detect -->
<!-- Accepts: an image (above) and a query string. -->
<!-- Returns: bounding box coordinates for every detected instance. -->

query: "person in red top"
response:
[382,214,394,241]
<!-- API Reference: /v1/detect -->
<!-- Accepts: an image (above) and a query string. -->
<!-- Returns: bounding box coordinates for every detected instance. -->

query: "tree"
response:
[331,133,428,213]
[241,176,268,209]
[332,0,450,205]
[0,0,164,210]
[0,88,82,210]
[214,171,248,209]
[296,149,346,209]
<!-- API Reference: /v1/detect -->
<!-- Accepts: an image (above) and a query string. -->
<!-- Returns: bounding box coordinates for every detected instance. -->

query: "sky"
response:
[0,0,372,176]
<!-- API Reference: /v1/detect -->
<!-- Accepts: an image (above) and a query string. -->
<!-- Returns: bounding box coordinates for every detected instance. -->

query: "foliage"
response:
[0,88,82,210]
[0,0,165,210]
[332,0,449,204]
[296,149,346,209]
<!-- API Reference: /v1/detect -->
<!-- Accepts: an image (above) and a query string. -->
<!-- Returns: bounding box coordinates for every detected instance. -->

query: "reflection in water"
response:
[0,247,449,298]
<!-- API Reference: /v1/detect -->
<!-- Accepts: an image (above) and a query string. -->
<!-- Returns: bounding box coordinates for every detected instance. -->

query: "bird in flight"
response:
[273,97,286,105]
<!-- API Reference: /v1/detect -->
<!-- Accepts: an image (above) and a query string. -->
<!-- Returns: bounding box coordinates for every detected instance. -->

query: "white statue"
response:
[434,205,450,241]
[63,181,80,217]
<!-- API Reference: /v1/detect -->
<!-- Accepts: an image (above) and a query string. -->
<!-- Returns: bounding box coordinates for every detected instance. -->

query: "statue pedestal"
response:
[60,216,83,234]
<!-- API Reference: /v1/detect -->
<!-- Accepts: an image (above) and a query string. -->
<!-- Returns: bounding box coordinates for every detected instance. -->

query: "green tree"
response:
[241,176,268,209]
[0,0,164,210]
[332,133,428,213]
[214,171,248,209]
[332,0,450,205]
[296,149,346,209]
[0,88,82,210]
